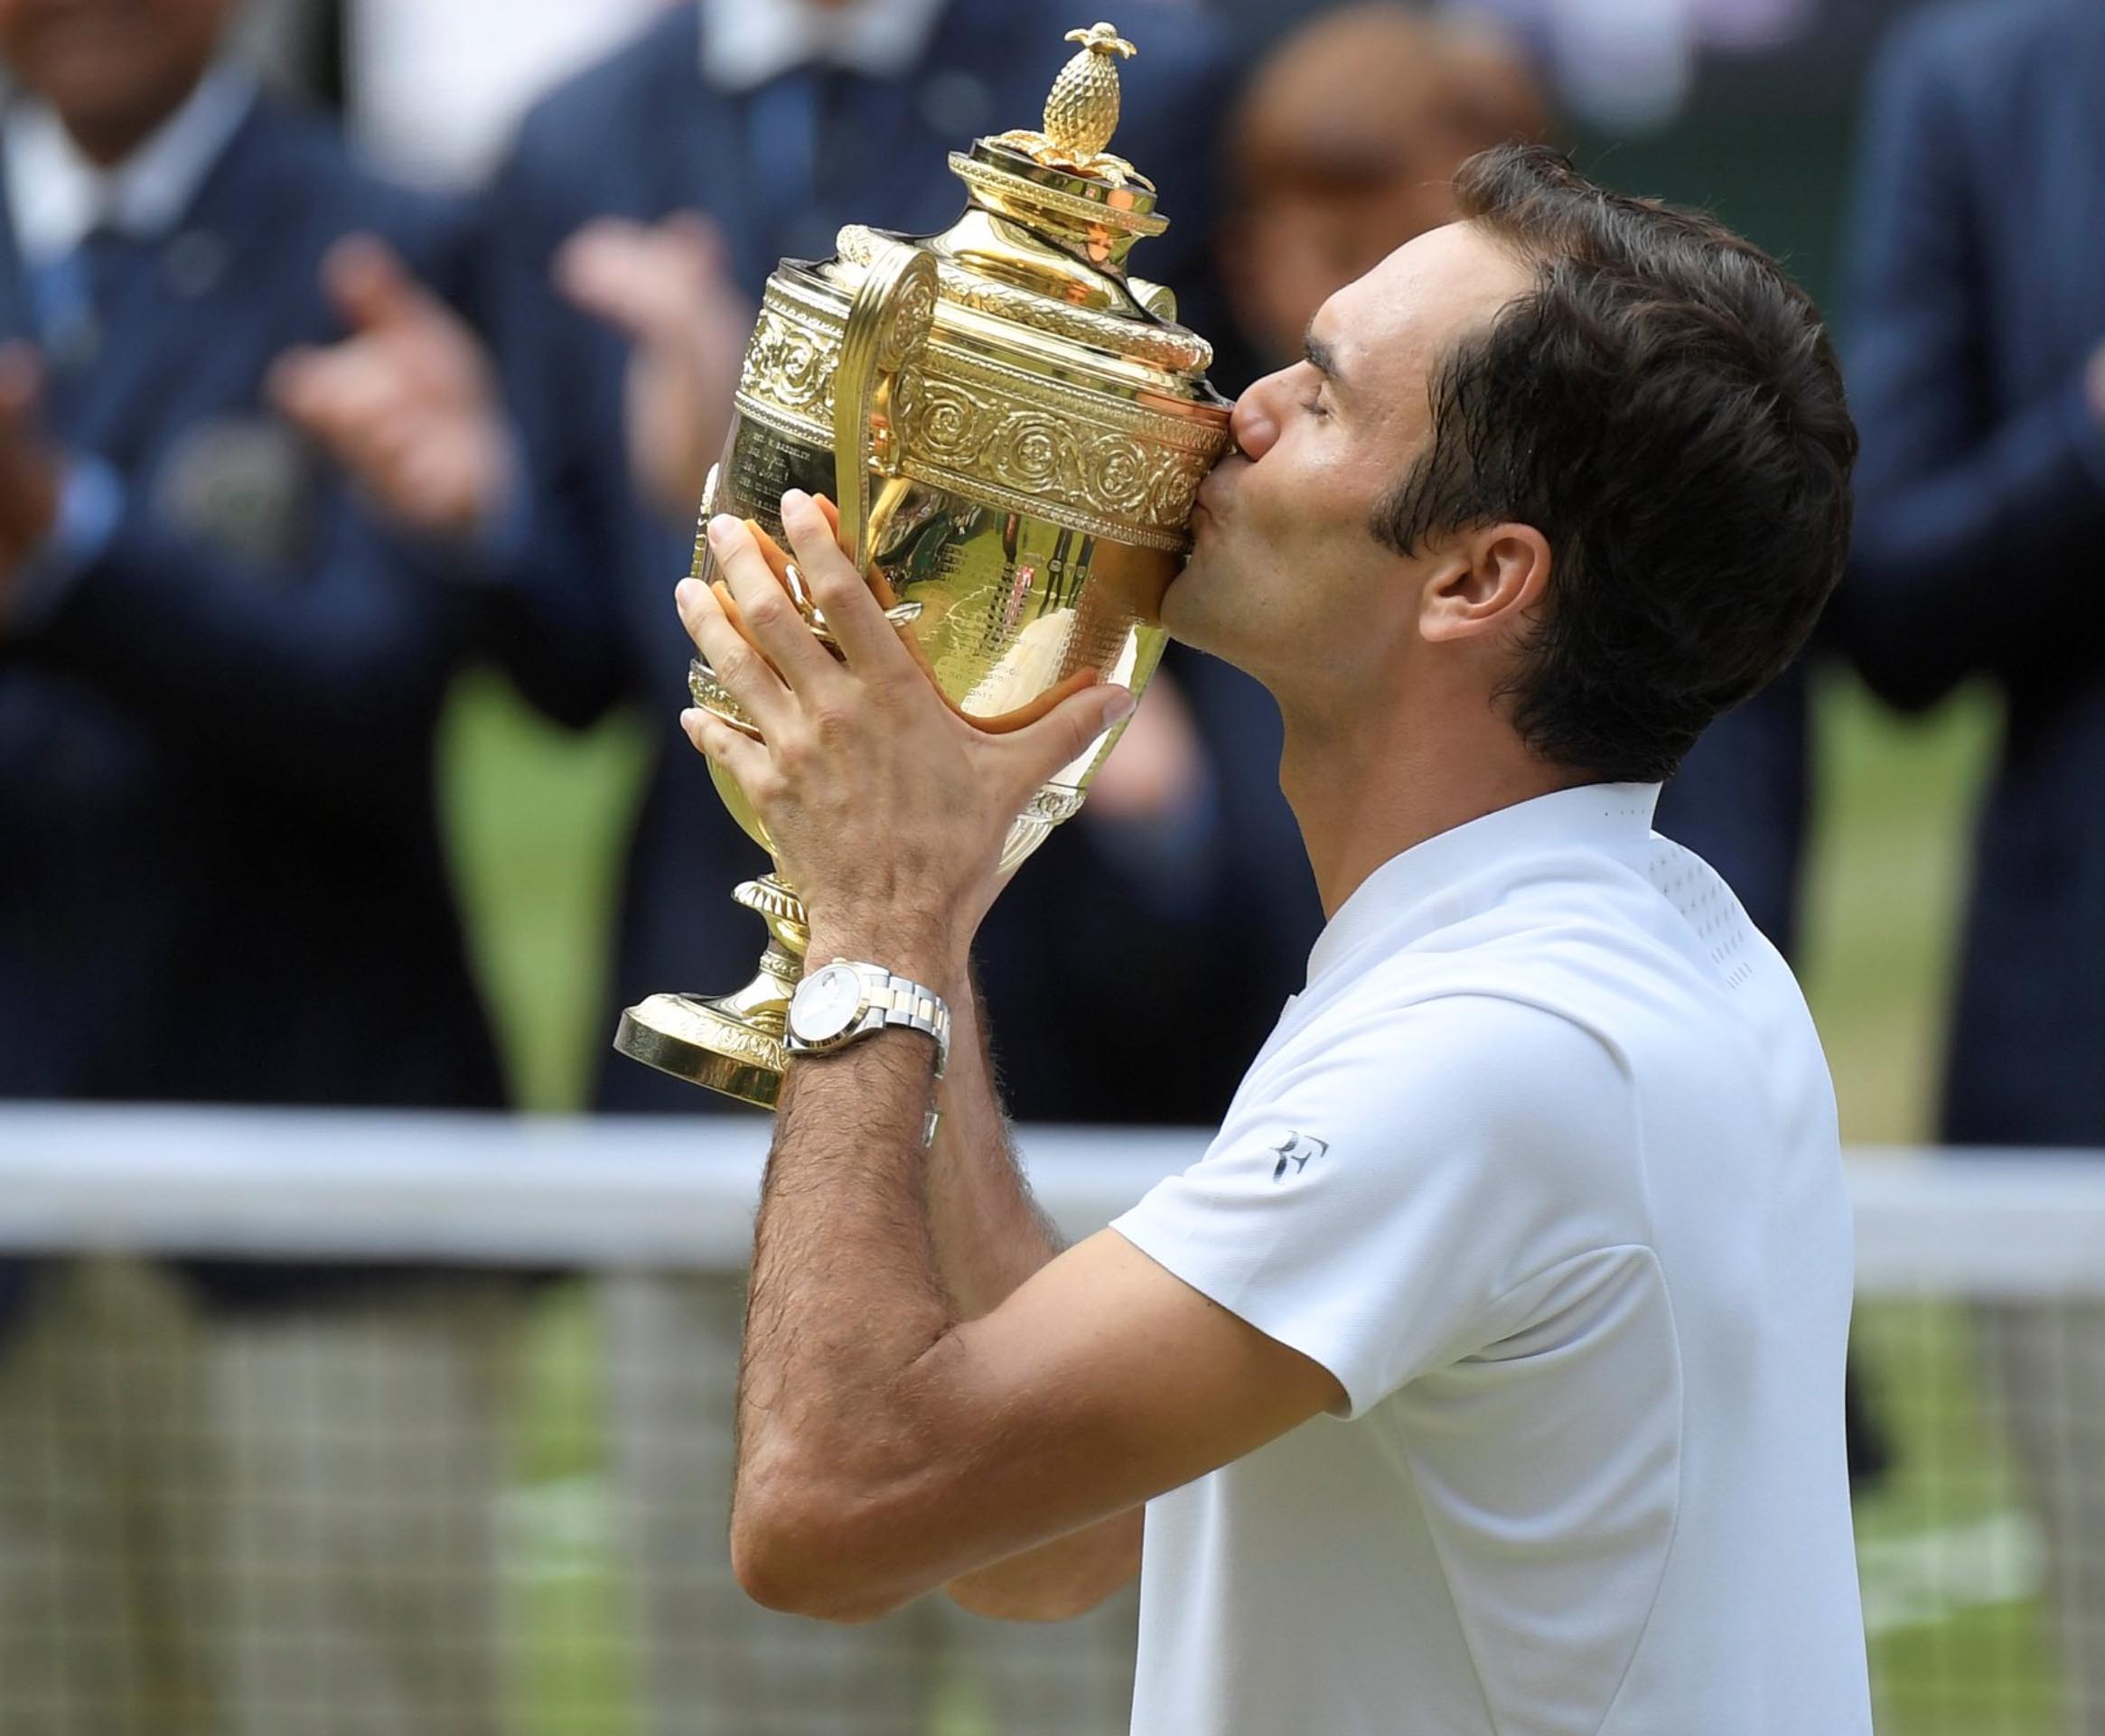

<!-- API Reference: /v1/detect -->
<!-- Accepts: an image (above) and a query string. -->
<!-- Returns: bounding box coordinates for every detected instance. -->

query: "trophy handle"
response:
[832,240,939,571]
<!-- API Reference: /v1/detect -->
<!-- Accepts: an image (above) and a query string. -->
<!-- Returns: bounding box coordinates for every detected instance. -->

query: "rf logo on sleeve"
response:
[1269,1133,1328,1183]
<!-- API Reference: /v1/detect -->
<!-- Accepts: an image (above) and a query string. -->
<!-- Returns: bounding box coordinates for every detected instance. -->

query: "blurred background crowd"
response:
[0,0,2100,1732]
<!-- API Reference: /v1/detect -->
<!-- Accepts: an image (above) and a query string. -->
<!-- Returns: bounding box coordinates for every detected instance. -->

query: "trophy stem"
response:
[613,875,809,1108]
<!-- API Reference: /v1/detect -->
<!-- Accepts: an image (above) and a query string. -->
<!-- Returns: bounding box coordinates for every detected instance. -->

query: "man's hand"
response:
[557,213,753,523]
[0,344,65,602]
[676,490,1135,967]
[268,236,510,538]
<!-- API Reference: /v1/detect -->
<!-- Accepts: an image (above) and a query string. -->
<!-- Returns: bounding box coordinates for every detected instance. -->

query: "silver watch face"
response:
[790,963,864,1046]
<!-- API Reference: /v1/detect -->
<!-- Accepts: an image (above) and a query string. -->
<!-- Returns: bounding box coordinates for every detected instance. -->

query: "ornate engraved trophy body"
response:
[614,23,1233,1106]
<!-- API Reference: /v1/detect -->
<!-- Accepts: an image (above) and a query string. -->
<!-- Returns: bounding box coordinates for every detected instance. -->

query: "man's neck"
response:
[1277,693,1585,920]
[6,63,255,269]
[58,71,208,169]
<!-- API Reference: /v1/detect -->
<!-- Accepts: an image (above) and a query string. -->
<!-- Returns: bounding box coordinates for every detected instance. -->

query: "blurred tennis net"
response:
[0,1106,2097,1736]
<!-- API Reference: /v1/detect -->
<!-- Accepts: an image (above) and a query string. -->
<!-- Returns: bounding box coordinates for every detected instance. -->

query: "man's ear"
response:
[1418,523,1551,644]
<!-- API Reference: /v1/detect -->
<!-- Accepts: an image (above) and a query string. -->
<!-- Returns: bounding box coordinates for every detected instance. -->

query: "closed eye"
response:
[1301,325,1350,417]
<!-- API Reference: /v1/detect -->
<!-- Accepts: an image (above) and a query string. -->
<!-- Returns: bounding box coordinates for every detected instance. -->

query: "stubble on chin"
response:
[1157,544,1201,639]
[1157,544,1230,655]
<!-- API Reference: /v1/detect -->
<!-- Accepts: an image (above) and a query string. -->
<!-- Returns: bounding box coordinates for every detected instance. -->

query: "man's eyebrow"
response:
[1303,326,1347,395]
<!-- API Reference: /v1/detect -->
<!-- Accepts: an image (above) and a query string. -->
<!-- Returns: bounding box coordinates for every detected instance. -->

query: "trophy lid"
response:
[956,22,1164,259]
[734,20,1230,565]
[828,20,1216,379]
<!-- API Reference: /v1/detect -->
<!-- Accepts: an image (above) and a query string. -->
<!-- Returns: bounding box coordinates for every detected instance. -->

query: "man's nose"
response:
[1229,373,1285,462]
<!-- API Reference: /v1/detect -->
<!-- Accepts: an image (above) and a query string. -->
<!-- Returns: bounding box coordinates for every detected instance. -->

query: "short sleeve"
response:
[1110,994,1645,1416]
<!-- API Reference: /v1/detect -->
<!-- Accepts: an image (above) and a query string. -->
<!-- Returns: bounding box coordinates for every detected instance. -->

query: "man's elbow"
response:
[945,1570,1129,1623]
[729,1483,922,1625]
[943,1514,1144,1622]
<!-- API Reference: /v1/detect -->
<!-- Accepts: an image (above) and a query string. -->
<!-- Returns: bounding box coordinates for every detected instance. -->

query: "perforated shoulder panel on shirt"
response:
[1646,843,1758,991]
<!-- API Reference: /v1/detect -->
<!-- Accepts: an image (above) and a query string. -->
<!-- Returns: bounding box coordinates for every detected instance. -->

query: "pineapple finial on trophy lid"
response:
[994,21,1152,189]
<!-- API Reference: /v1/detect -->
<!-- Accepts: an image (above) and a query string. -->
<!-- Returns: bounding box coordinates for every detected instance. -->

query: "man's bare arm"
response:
[922,970,1058,1317]
[682,495,1340,1624]
[729,920,1340,1624]
[920,973,1145,1619]
[734,929,1143,1625]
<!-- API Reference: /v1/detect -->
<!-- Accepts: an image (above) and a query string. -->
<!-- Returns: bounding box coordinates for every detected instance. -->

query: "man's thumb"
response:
[1008,681,1137,794]
[322,234,426,334]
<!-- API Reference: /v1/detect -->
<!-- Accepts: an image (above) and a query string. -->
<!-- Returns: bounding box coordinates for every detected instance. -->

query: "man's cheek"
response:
[1236,483,1294,563]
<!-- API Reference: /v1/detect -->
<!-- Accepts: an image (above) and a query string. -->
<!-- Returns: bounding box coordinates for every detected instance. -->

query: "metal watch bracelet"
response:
[869,972,952,1080]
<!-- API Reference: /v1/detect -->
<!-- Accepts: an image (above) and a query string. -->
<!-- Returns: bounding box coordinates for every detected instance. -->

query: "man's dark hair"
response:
[1372,144,1857,783]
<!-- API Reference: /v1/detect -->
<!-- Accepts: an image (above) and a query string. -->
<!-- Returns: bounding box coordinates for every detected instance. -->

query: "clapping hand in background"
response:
[555,212,753,524]
[270,236,510,540]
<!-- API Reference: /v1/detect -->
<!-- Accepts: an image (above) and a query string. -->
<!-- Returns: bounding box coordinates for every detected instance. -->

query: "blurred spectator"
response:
[1219,5,1550,373]
[1837,0,2105,1723]
[229,0,340,105]
[0,0,534,1728]
[345,0,660,188]
[1446,0,1815,132]
[281,3,1283,1732]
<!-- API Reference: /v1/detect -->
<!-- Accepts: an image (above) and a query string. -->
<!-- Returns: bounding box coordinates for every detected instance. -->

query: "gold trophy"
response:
[614,21,1233,1106]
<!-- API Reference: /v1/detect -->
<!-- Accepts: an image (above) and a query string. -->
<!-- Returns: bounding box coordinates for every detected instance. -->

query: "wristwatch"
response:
[785,959,951,1079]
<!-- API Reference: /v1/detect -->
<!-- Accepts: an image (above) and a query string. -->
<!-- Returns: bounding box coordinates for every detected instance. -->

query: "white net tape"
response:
[5,1106,2101,1292]
[0,1106,2099,1736]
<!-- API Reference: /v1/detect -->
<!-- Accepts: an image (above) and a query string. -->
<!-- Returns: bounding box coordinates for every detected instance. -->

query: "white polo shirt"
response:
[1111,782,1871,1736]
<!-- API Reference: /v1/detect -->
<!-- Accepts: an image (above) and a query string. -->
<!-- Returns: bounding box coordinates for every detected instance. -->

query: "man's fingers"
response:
[678,565,791,733]
[558,211,749,341]
[557,219,688,341]
[681,705,771,788]
[267,346,398,452]
[322,234,427,335]
[999,681,1137,802]
[706,513,837,692]
[659,210,732,279]
[265,346,351,435]
[265,345,320,411]
[552,218,644,332]
[778,490,914,674]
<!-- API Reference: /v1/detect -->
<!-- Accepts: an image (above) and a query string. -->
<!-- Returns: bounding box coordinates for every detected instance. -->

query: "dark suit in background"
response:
[472,5,1292,1731]
[0,108,501,1116]
[1839,0,2105,1152]
[1838,3,2105,1722]
[1653,673,1810,959]
[0,79,520,1736]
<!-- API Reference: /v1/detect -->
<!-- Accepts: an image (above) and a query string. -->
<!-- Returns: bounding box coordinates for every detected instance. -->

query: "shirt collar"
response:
[4,63,257,267]
[1305,781,1665,986]
[697,0,953,92]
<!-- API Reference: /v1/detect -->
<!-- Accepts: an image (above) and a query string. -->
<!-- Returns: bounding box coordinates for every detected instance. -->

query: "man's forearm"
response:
[731,1000,957,1615]
[924,969,1064,1318]
[730,937,1139,1622]
[924,967,1144,1618]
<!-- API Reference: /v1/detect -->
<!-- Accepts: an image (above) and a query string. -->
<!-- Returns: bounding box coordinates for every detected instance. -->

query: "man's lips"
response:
[1194,461,1243,519]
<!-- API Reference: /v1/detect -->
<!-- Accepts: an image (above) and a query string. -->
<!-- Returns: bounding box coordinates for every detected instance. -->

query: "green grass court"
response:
[442,666,2054,1731]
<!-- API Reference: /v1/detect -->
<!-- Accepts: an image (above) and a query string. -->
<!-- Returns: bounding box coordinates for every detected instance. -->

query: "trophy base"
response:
[613,876,807,1109]
[614,993,787,1109]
